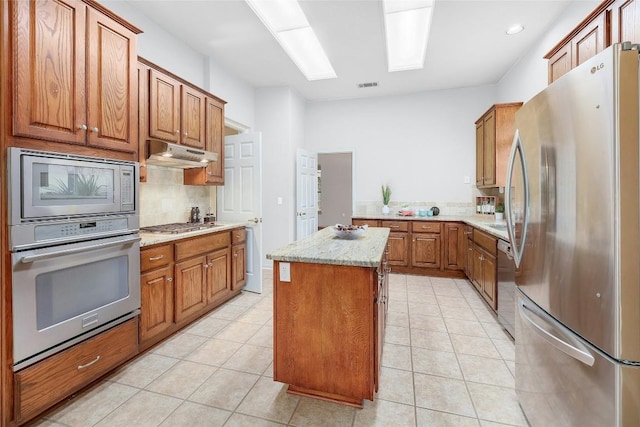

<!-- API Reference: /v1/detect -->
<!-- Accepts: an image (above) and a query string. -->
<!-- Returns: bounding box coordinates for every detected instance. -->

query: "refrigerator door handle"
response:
[505,129,530,268]
[519,299,595,366]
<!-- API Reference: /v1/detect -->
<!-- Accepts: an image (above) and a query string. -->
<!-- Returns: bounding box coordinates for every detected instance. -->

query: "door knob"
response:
[249,217,260,223]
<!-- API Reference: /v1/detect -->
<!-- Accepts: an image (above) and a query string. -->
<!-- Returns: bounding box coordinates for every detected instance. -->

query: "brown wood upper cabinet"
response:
[545,0,640,84]
[139,58,226,185]
[148,69,206,149]
[12,0,140,154]
[475,103,522,188]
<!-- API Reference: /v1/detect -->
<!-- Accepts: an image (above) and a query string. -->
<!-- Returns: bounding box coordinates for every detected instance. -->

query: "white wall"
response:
[99,0,255,128]
[256,87,306,266]
[497,1,601,103]
[304,85,497,206]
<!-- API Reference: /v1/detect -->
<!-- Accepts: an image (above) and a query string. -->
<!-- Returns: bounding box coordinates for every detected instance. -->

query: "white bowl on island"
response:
[332,224,367,239]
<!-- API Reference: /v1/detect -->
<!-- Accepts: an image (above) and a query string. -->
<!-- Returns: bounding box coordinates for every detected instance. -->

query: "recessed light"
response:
[506,24,524,35]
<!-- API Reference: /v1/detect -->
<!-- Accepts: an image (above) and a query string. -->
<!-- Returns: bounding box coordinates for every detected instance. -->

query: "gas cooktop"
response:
[140,222,220,234]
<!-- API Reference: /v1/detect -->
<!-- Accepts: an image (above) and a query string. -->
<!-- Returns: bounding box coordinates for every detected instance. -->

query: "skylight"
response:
[245,0,337,81]
[383,0,434,72]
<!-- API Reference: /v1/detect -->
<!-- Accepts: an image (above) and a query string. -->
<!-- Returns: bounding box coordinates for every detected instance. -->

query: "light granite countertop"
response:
[139,223,246,247]
[266,226,390,268]
[352,214,509,241]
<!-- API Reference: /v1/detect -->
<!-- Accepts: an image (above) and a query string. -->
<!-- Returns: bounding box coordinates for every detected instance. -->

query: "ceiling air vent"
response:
[357,82,379,89]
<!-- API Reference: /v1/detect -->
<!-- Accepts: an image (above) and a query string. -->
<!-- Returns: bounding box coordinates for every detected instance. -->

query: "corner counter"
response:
[351,214,509,241]
[267,227,390,408]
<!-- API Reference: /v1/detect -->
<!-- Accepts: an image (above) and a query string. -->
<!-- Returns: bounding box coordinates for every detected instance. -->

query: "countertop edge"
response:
[139,223,246,247]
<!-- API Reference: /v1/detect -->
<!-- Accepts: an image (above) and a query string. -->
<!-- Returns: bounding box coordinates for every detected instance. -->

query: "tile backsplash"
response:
[140,165,216,226]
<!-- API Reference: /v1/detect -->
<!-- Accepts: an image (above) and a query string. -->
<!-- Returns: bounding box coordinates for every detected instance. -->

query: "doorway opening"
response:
[317,151,355,228]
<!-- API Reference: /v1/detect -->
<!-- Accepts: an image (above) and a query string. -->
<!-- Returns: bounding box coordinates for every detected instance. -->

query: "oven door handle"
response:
[20,235,141,264]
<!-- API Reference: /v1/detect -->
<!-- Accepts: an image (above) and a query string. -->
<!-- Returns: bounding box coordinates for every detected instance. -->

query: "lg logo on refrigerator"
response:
[591,63,605,74]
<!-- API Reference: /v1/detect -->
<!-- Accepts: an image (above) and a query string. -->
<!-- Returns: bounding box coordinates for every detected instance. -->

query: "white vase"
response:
[382,205,390,215]
[495,212,504,221]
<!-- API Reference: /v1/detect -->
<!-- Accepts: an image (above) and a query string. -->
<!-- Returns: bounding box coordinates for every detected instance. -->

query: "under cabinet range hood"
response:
[145,140,218,169]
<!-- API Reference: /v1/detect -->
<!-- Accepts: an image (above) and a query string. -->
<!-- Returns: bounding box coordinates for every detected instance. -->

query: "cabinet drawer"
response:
[473,229,497,254]
[411,222,441,233]
[232,227,246,244]
[14,318,139,423]
[175,232,230,261]
[141,244,173,272]
[381,220,409,232]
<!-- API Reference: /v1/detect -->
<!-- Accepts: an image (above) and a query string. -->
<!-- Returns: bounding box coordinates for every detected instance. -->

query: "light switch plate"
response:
[279,262,291,282]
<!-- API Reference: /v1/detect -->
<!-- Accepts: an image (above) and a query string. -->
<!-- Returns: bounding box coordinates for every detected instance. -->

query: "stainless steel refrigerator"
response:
[505,42,640,426]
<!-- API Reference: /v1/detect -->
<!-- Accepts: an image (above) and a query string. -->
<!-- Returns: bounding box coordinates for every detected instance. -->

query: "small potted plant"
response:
[381,185,391,215]
[495,202,505,221]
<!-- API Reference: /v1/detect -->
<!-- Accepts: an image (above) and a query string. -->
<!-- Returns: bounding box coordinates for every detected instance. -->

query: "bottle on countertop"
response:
[189,206,200,223]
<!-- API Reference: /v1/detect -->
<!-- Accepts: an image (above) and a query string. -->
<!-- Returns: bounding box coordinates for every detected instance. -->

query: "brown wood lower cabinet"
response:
[14,319,139,424]
[469,229,498,310]
[411,233,441,269]
[207,248,232,303]
[175,255,208,322]
[351,219,465,277]
[274,259,387,407]
[140,265,174,342]
[139,227,245,350]
[231,228,247,290]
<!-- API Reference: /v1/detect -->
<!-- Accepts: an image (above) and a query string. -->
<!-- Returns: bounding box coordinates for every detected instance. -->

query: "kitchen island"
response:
[267,227,390,408]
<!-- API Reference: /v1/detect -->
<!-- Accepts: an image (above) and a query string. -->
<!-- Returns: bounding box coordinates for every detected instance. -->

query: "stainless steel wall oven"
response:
[8,148,141,370]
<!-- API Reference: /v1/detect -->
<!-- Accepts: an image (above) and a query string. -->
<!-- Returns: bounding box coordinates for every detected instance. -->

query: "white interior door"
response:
[217,132,263,293]
[296,149,318,239]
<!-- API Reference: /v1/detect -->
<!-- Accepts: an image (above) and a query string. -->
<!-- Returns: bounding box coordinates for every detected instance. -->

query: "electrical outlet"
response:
[279,262,291,282]
[464,176,471,184]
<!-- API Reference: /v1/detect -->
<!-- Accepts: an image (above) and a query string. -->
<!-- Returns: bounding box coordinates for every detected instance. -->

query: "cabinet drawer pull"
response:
[149,255,164,261]
[390,225,400,228]
[77,355,100,370]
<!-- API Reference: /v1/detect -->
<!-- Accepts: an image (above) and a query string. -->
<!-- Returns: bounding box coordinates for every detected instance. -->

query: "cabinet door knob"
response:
[90,127,99,133]
[184,132,188,136]
[175,130,180,134]
[234,253,238,257]
[167,277,173,282]
[78,124,88,131]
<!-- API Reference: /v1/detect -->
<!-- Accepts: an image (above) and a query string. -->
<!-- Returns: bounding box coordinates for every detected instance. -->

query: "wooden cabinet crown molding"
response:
[82,0,143,34]
[544,0,616,60]
[137,57,227,105]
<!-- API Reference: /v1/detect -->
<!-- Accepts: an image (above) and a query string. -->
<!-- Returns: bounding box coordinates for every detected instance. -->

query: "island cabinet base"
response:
[273,261,383,408]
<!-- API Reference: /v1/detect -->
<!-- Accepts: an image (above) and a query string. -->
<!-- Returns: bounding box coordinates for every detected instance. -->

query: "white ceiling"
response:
[126,0,573,101]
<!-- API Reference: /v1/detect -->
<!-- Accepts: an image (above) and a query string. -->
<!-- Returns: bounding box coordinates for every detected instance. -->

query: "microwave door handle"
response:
[518,299,595,366]
[20,235,141,264]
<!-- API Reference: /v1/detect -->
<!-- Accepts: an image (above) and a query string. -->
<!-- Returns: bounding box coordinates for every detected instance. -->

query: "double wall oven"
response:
[8,148,140,371]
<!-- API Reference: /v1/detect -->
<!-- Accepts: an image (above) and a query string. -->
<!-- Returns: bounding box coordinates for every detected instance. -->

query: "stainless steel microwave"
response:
[9,148,137,221]
[8,148,139,249]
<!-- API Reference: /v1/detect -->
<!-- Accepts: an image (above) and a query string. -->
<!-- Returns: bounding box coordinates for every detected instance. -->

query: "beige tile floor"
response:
[34,271,526,427]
